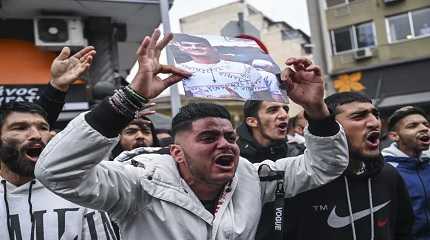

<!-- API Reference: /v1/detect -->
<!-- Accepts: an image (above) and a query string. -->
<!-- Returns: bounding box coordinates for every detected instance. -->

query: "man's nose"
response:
[135,131,145,140]
[28,126,42,140]
[278,109,288,119]
[366,114,380,128]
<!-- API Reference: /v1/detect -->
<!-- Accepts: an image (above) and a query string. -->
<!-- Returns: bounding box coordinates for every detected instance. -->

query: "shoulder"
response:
[379,163,403,182]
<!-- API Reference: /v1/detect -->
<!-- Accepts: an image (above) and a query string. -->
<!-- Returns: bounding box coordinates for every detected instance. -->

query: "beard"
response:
[0,140,42,178]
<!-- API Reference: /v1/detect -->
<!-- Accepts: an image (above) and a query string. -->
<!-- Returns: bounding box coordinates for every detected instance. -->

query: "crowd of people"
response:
[0,28,429,240]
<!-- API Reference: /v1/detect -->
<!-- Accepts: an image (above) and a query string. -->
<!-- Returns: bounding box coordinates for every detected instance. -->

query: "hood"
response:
[382,143,430,167]
[0,176,43,194]
[236,122,290,163]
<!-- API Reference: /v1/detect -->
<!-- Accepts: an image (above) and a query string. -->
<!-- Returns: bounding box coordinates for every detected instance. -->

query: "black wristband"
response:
[85,100,132,138]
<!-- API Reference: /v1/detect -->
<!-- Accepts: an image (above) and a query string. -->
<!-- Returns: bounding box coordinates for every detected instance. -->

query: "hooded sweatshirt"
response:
[0,177,116,240]
[383,144,430,240]
[283,155,414,240]
[236,122,305,163]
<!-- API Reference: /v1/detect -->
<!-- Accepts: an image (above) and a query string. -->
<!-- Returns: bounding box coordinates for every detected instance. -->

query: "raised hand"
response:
[130,29,191,99]
[280,57,329,119]
[50,46,96,92]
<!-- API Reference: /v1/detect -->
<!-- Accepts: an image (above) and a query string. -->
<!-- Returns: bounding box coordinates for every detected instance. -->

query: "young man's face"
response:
[391,114,430,155]
[0,112,51,177]
[335,102,381,161]
[177,41,216,57]
[248,101,289,146]
[172,117,240,188]
[120,123,154,150]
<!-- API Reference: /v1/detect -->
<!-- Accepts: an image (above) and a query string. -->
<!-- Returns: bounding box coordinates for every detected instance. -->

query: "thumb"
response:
[56,47,71,60]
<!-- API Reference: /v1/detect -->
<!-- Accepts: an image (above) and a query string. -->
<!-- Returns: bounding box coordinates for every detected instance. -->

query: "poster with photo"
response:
[168,33,288,102]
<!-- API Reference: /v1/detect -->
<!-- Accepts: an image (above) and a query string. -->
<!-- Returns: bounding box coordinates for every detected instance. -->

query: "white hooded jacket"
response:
[35,113,349,240]
[0,177,117,240]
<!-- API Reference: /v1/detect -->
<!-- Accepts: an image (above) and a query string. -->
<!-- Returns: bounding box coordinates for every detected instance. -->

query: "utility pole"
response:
[160,0,181,116]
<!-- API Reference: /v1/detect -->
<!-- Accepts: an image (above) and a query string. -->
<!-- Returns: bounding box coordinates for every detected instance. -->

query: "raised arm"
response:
[35,29,191,220]
[258,57,349,200]
[37,46,95,127]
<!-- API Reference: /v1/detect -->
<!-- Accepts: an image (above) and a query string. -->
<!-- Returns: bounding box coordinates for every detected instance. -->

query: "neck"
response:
[398,144,421,158]
[349,158,364,174]
[177,163,224,201]
[191,56,220,64]
[0,162,33,186]
[251,129,272,147]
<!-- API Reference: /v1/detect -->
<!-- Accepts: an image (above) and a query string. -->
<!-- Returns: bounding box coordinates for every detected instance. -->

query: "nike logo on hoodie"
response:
[327,201,390,228]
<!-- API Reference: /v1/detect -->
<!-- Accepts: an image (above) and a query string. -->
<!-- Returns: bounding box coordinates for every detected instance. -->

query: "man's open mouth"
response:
[214,154,235,169]
[277,122,288,131]
[417,134,430,144]
[24,146,43,162]
[365,131,380,148]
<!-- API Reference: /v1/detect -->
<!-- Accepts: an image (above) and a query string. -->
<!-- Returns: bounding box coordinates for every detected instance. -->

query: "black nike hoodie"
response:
[283,155,414,240]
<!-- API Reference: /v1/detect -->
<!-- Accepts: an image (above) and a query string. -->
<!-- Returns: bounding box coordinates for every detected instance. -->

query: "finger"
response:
[83,55,93,66]
[136,36,150,56]
[136,110,156,119]
[159,65,192,77]
[163,74,185,88]
[73,46,95,59]
[56,47,71,61]
[286,57,312,68]
[280,67,295,81]
[280,67,294,90]
[80,50,96,62]
[147,29,161,59]
[142,102,156,109]
[305,64,322,77]
[155,33,174,58]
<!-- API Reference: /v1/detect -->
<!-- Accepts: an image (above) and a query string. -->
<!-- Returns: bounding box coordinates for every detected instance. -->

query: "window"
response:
[326,0,356,8]
[387,8,430,42]
[332,27,353,52]
[356,22,375,48]
[412,8,430,37]
[331,22,376,54]
[387,13,412,41]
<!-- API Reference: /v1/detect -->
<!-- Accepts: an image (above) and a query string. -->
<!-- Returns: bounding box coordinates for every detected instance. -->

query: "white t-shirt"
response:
[179,60,263,99]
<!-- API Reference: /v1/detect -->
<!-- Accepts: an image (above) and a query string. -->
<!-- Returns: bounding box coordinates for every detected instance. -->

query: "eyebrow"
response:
[7,121,49,128]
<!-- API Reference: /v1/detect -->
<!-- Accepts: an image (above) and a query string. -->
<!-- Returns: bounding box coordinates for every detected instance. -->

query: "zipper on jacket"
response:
[416,167,430,228]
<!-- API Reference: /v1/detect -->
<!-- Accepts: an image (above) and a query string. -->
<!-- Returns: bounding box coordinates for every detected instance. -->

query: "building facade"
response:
[308,0,430,114]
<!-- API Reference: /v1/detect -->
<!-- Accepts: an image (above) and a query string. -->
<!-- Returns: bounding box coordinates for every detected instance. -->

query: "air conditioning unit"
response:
[34,17,88,50]
[353,48,373,60]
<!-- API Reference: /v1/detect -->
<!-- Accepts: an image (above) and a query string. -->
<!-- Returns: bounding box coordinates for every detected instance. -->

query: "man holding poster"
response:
[171,34,286,102]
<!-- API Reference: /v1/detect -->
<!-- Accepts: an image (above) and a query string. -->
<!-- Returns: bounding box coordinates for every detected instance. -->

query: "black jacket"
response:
[283,156,414,240]
[236,122,305,163]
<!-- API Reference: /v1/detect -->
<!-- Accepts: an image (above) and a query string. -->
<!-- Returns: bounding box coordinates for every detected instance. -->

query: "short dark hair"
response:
[172,103,231,137]
[0,102,48,129]
[173,34,211,46]
[324,92,372,115]
[387,106,429,131]
[243,100,263,118]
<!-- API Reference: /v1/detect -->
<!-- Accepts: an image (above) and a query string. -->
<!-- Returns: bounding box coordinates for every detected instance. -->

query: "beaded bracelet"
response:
[124,86,149,104]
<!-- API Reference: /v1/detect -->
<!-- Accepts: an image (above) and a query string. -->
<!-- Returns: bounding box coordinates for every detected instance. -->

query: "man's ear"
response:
[170,144,184,163]
[245,117,258,128]
[387,131,399,142]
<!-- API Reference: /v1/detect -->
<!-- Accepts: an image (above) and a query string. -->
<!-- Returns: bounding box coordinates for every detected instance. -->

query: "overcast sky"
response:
[169,0,311,35]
